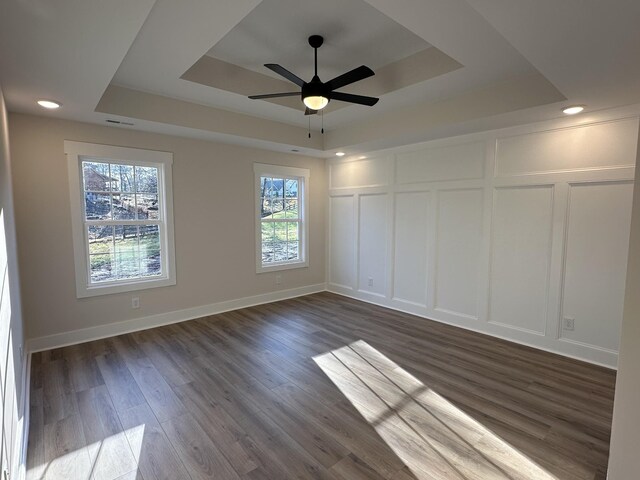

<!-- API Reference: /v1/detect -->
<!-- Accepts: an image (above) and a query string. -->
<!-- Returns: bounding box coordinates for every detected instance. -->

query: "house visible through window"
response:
[255,164,309,272]
[65,141,176,297]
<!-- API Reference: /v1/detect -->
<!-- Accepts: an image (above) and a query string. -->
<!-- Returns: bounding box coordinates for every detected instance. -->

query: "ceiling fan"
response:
[248,35,379,115]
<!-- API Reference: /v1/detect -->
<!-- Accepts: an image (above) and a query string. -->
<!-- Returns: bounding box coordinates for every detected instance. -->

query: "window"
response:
[65,141,176,297]
[254,163,309,272]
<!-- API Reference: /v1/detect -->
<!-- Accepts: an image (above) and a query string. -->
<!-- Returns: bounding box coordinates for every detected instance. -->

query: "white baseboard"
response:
[25,280,618,369]
[327,285,618,370]
[26,283,326,353]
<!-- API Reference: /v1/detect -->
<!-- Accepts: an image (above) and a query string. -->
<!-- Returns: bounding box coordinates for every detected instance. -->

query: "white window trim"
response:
[254,163,310,273]
[65,141,177,298]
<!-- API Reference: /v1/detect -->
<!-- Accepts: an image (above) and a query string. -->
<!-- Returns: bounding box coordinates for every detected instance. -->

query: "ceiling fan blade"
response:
[326,65,374,91]
[331,92,379,106]
[265,64,305,87]
[248,92,300,100]
[304,107,318,116]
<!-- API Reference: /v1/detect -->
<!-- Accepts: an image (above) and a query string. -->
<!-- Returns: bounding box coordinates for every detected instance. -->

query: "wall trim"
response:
[26,283,326,353]
[25,279,618,365]
[327,285,618,370]
[17,352,31,480]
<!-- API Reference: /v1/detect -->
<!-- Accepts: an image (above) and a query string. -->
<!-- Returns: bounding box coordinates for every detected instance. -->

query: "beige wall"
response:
[607,125,640,477]
[8,113,326,341]
[0,89,26,478]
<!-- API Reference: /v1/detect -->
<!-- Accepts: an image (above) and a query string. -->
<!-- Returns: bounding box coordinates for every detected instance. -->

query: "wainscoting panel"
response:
[327,112,637,367]
[489,185,554,334]
[495,118,639,177]
[435,188,484,319]
[358,194,388,296]
[396,142,485,184]
[329,156,391,189]
[561,181,634,351]
[393,191,430,306]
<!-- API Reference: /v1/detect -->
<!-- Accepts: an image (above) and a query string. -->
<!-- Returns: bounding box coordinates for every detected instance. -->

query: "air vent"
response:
[106,119,134,126]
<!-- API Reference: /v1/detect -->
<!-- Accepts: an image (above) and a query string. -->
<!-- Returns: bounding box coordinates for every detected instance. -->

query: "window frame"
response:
[65,141,176,298]
[254,163,310,273]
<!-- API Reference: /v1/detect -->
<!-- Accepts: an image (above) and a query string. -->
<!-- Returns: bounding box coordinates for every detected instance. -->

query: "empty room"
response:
[1,0,640,479]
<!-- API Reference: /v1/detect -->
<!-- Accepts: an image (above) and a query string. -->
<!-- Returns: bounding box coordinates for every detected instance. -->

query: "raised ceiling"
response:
[208,0,432,80]
[2,0,640,157]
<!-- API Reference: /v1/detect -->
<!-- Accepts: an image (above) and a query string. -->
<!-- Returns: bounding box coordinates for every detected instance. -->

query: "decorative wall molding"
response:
[327,112,639,369]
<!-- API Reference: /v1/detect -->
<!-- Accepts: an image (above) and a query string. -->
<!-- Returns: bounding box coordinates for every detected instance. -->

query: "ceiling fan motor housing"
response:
[302,75,330,103]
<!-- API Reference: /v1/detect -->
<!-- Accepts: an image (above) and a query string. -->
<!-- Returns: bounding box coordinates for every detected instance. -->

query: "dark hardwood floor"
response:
[26,292,616,479]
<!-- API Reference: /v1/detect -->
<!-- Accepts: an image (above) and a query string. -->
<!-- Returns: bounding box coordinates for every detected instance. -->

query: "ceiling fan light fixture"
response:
[303,95,329,110]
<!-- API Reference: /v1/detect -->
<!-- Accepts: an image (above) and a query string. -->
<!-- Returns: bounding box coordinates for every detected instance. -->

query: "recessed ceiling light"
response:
[37,100,61,109]
[562,105,585,115]
[336,152,345,157]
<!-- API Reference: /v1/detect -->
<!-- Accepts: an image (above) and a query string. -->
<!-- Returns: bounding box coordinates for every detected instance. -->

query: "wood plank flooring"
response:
[26,292,616,480]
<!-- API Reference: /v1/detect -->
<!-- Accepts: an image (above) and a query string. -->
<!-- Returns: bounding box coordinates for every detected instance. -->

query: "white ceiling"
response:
[2,0,640,157]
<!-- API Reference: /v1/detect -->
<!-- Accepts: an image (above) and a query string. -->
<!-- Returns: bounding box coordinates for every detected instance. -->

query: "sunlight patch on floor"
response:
[29,425,144,480]
[313,340,557,480]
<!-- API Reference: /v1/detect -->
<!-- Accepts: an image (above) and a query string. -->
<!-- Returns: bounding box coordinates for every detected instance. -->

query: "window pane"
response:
[90,254,114,282]
[285,199,298,219]
[264,178,283,199]
[260,177,270,198]
[85,193,111,220]
[261,222,276,244]
[287,222,299,242]
[114,225,139,254]
[271,199,284,218]
[115,253,139,279]
[262,243,273,263]
[285,179,298,198]
[274,222,287,242]
[287,241,300,261]
[136,194,159,220]
[260,197,271,218]
[83,161,112,192]
[273,241,287,262]
[135,166,158,193]
[140,225,161,277]
[112,194,136,220]
[88,225,114,255]
[111,164,135,192]
[271,178,285,199]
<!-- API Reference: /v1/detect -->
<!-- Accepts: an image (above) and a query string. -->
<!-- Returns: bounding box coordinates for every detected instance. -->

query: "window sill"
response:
[256,260,308,274]
[77,276,176,298]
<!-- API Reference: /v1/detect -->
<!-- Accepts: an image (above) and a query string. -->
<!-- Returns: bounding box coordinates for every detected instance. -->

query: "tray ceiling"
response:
[3,0,640,156]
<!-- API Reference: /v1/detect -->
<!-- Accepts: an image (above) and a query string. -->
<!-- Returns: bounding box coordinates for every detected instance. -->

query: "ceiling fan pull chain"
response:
[321,109,324,134]
[308,115,311,138]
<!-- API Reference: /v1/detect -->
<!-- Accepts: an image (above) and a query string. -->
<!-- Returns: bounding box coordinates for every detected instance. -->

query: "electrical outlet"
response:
[563,317,575,331]
[367,277,374,287]
[275,274,282,285]
[131,297,140,309]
